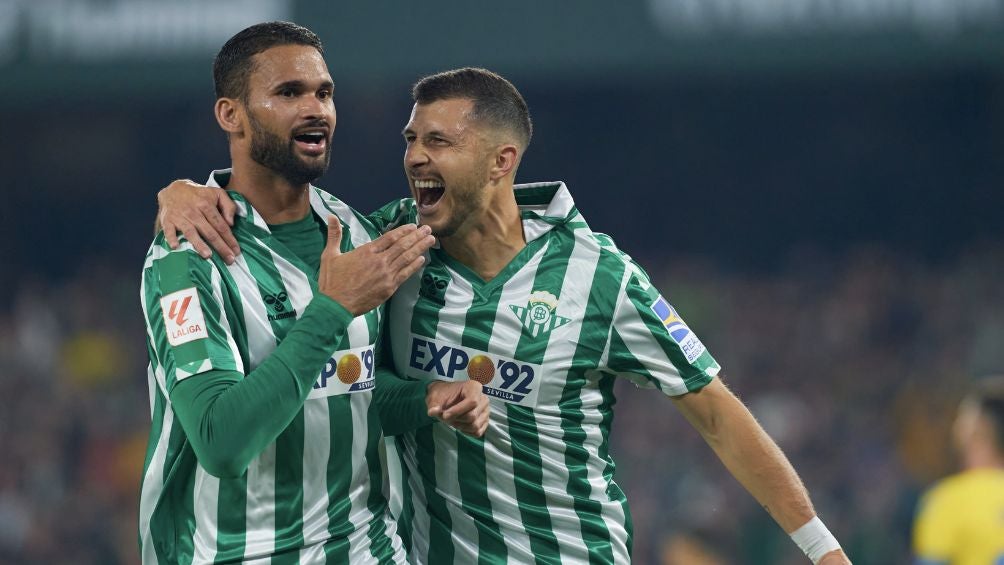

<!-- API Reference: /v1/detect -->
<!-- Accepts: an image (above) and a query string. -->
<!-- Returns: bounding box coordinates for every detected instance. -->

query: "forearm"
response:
[171,295,353,478]
[703,402,815,532]
[674,379,815,533]
[373,367,434,436]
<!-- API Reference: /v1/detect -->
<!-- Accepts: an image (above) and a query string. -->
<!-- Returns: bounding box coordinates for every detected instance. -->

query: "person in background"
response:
[913,376,1004,565]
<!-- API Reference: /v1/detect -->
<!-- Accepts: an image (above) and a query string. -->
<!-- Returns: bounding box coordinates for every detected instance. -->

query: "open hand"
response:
[318,216,435,316]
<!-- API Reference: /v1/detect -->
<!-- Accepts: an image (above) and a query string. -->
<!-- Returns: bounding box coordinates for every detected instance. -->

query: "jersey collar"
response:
[514,181,577,243]
[204,168,338,234]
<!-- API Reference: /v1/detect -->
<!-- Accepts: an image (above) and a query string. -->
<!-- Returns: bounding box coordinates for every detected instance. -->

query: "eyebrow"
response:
[273,79,334,91]
[402,127,451,139]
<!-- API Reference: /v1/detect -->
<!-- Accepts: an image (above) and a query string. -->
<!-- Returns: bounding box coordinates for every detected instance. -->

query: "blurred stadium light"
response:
[2,0,1003,102]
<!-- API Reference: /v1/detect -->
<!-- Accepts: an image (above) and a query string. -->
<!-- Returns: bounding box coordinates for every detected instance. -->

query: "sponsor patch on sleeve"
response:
[650,295,706,364]
[161,287,209,346]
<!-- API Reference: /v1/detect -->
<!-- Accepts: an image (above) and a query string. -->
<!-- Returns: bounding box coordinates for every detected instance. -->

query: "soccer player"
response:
[912,377,1004,565]
[140,23,487,564]
[157,69,851,564]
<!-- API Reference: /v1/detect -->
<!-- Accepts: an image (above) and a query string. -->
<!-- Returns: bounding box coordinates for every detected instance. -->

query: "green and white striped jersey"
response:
[140,171,405,564]
[384,182,721,564]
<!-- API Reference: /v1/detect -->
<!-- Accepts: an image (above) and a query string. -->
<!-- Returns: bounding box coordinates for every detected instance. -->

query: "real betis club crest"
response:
[509,290,571,338]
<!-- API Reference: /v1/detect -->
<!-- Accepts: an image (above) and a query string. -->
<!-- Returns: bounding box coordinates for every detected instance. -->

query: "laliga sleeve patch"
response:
[650,295,707,364]
[161,287,209,346]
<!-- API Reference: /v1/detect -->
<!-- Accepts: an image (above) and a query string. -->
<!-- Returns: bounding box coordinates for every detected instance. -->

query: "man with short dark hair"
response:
[140,23,487,564]
[158,66,850,564]
[913,377,1004,565]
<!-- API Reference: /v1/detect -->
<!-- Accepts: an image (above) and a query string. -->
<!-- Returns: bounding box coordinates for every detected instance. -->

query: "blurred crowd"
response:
[1,243,1001,564]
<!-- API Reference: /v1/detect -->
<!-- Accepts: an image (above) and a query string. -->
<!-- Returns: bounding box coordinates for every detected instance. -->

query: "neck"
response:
[439,181,525,282]
[963,444,1004,470]
[229,149,312,224]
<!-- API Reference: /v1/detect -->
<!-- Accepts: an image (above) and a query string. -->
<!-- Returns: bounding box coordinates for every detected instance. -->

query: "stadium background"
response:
[1,1,1003,563]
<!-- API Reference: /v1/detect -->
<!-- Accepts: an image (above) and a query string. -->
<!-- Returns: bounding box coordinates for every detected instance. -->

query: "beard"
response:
[248,112,330,186]
[429,167,491,238]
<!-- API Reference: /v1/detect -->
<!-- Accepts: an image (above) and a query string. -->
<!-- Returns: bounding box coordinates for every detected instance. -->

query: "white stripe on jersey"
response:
[478,243,551,563]
[189,264,239,563]
[191,467,220,564]
[300,396,332,547]
[223,251,280,561]
[314,191,373,249]
[431,276,481,565]
[244,443,277,560]
[138,387,171,565]
[298,540,327,564]
[578,369,631,563]
[536,224,600,564]
[209,266,244,375]
[347,319,378,562]
[229,249,276,370]
[606,267,691,395]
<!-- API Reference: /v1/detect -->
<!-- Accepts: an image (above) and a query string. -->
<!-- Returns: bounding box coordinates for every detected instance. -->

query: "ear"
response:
[215,97,245,136]
[489,144,520,182]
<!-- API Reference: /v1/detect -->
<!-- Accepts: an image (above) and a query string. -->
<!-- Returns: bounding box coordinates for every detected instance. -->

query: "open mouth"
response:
[293,131,327,155]
[414,179,445,211]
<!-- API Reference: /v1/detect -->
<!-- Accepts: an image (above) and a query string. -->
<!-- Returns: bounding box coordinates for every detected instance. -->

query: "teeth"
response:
[414,179,444,189]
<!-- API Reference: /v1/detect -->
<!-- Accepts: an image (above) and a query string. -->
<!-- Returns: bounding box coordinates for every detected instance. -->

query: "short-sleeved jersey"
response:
[139,170,405,564]
[913,468,1004,565]
[380,182,721,564]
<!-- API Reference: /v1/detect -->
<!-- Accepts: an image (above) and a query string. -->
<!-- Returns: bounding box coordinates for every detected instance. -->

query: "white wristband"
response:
[790,516,841,564]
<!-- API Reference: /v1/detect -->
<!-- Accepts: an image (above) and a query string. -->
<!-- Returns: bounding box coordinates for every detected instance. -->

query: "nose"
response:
[404,141,428,170]
[301,95,333,122]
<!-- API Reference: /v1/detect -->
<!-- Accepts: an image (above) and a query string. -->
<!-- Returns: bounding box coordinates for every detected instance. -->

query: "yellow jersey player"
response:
[913,376,1004,565]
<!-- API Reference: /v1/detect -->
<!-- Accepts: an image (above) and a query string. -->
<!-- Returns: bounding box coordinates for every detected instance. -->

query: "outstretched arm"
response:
[672,378,850,565]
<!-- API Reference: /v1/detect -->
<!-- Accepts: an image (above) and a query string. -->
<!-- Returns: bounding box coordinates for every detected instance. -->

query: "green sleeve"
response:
[169,294,353,478]
[373,367,435,436]
[366,198,418,233]
[370,307,434,435]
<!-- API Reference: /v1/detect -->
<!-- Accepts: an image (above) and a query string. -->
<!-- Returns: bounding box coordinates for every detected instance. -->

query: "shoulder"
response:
[566,224,650,286]
[310,187,365,220]
[309,186,385,239]
[143,234,224,280]
[918,471,985,513]
[368,198,418,232]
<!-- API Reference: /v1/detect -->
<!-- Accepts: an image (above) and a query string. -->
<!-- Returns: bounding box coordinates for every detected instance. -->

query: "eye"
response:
[280,88,295,98]
[318,89,332,100]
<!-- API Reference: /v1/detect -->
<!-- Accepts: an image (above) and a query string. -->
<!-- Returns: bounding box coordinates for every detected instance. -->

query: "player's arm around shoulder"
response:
[157,178,240,263]
[671,378,851,564]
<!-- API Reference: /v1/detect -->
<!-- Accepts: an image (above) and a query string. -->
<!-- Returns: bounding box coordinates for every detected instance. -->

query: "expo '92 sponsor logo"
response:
[310,346,376,397]
[407,335,541,405]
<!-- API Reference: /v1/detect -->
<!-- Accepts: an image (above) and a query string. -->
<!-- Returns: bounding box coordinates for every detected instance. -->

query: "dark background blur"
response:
[1,1,1002,563]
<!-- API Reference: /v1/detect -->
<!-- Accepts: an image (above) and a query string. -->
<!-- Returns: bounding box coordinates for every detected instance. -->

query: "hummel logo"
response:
[420,273,449,303]
[264,291,289,312]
